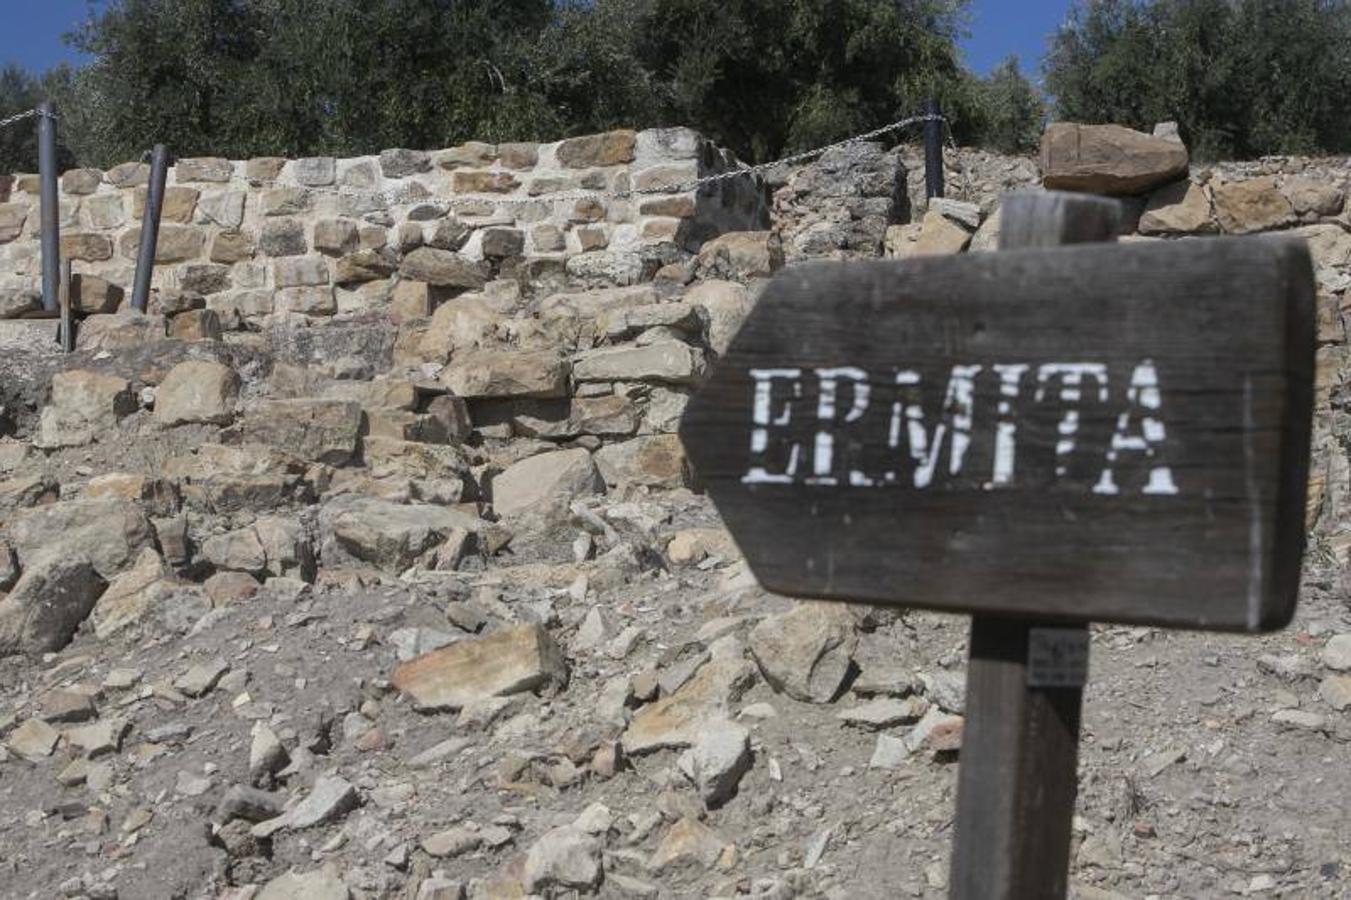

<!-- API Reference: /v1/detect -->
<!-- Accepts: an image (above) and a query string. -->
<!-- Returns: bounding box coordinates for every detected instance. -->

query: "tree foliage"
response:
[970,56,1046,154]
[0,0,1050,170]
[1046,0,1351,159]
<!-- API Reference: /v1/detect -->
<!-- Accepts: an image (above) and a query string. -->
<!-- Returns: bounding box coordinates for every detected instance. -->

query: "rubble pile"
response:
[0,123,1348,898]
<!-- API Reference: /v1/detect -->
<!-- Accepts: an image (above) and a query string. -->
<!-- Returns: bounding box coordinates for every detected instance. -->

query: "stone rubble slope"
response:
[0,122,1347,899]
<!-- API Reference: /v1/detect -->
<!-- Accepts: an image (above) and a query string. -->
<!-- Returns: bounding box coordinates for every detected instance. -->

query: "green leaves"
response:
[1046,0,1351,159]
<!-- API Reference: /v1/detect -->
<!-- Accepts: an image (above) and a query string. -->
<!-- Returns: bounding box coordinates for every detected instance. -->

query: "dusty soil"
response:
[1,484,1348,900]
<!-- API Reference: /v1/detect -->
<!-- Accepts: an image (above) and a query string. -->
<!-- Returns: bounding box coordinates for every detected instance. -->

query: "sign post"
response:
[679,190,1315,897]
[950,192,1117,899]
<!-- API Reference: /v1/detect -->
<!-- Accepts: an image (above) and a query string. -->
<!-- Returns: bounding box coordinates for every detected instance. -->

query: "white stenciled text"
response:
[742,361,1179,495]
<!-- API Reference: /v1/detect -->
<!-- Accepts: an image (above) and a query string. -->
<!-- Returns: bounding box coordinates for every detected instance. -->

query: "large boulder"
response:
[523,826,604,893]
[1291,224,1351,270]
[905,210,972,256]
[1040,123,1189,196]
[0,554,107,657]
[391,623,568,711]
[1281,177,1345,219]
[491,448,604,518]
[155,360,240,426]
[257,867,350,900]
[76,311,167,352]
[35,370,137,449]
[7,498,155,579]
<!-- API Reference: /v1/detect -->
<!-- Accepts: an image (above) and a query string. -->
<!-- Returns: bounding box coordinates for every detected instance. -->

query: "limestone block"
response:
[399,247,487,289]
[1213,177,1296,234]
[696,232,784,280]
[450,171,519,194]
[492,448,605,517]
[441,349,569,399]
[1040,123,1189,195]
[175,157,232,183]
[105,161,150,187]
[36,369,137,449]
[1138,180,1215,234]
[379,148,430,178]
[259,219,308,256]
[0,555,107,657]
[60,232,114,262]
[293,157,336,186]
[391,624,567,711]
[573,341,705,384]
[155,360,240,426]
[556,130,637,168]
[314,219,359,256]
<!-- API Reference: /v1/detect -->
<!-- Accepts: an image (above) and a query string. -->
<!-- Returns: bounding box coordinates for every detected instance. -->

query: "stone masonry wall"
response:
[0,127,768,324]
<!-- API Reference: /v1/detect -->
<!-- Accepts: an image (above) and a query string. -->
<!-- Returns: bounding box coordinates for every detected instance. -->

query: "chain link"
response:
[222,112,945,211]
[0,109,38,131]
[0,107,59,133]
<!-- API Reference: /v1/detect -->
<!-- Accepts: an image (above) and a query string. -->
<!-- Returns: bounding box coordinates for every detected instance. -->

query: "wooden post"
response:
[58,259,73,352]
[949,191,1122,900]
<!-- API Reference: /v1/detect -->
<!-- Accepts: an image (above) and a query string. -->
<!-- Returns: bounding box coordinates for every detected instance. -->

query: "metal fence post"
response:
[130,144,170,312]
[37,101,60,313]
[924,98,944,200]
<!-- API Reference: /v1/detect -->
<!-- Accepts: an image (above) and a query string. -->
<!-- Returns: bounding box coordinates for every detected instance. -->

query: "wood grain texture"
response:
[952,619,1084,899]
[949,191,1112,900]
[679,236,1314,631]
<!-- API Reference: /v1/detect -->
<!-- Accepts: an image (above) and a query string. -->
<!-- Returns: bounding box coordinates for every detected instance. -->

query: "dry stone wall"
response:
[0,127,767,325]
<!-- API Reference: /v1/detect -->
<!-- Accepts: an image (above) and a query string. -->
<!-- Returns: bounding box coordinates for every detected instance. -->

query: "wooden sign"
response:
[680,237,1315,632]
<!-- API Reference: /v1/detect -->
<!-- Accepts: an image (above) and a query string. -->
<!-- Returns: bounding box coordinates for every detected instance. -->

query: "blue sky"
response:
[2,0,1071,79]
[0,0,92,73]
[962,0,1073,79]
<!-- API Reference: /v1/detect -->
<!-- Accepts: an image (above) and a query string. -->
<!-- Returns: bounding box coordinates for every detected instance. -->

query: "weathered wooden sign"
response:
[680,235,1315,631]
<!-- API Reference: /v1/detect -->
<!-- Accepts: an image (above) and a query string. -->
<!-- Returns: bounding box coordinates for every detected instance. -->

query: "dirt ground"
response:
[2,483,1348,900]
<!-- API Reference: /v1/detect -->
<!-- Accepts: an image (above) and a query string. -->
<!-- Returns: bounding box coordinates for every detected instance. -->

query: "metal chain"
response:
[0,107,59,132]
[690,112,945,187]
[0,109,38,131]
[226,112,947,211]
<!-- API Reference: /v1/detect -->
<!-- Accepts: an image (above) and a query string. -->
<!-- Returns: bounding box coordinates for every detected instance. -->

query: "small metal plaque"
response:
[1026,627,1089,688]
